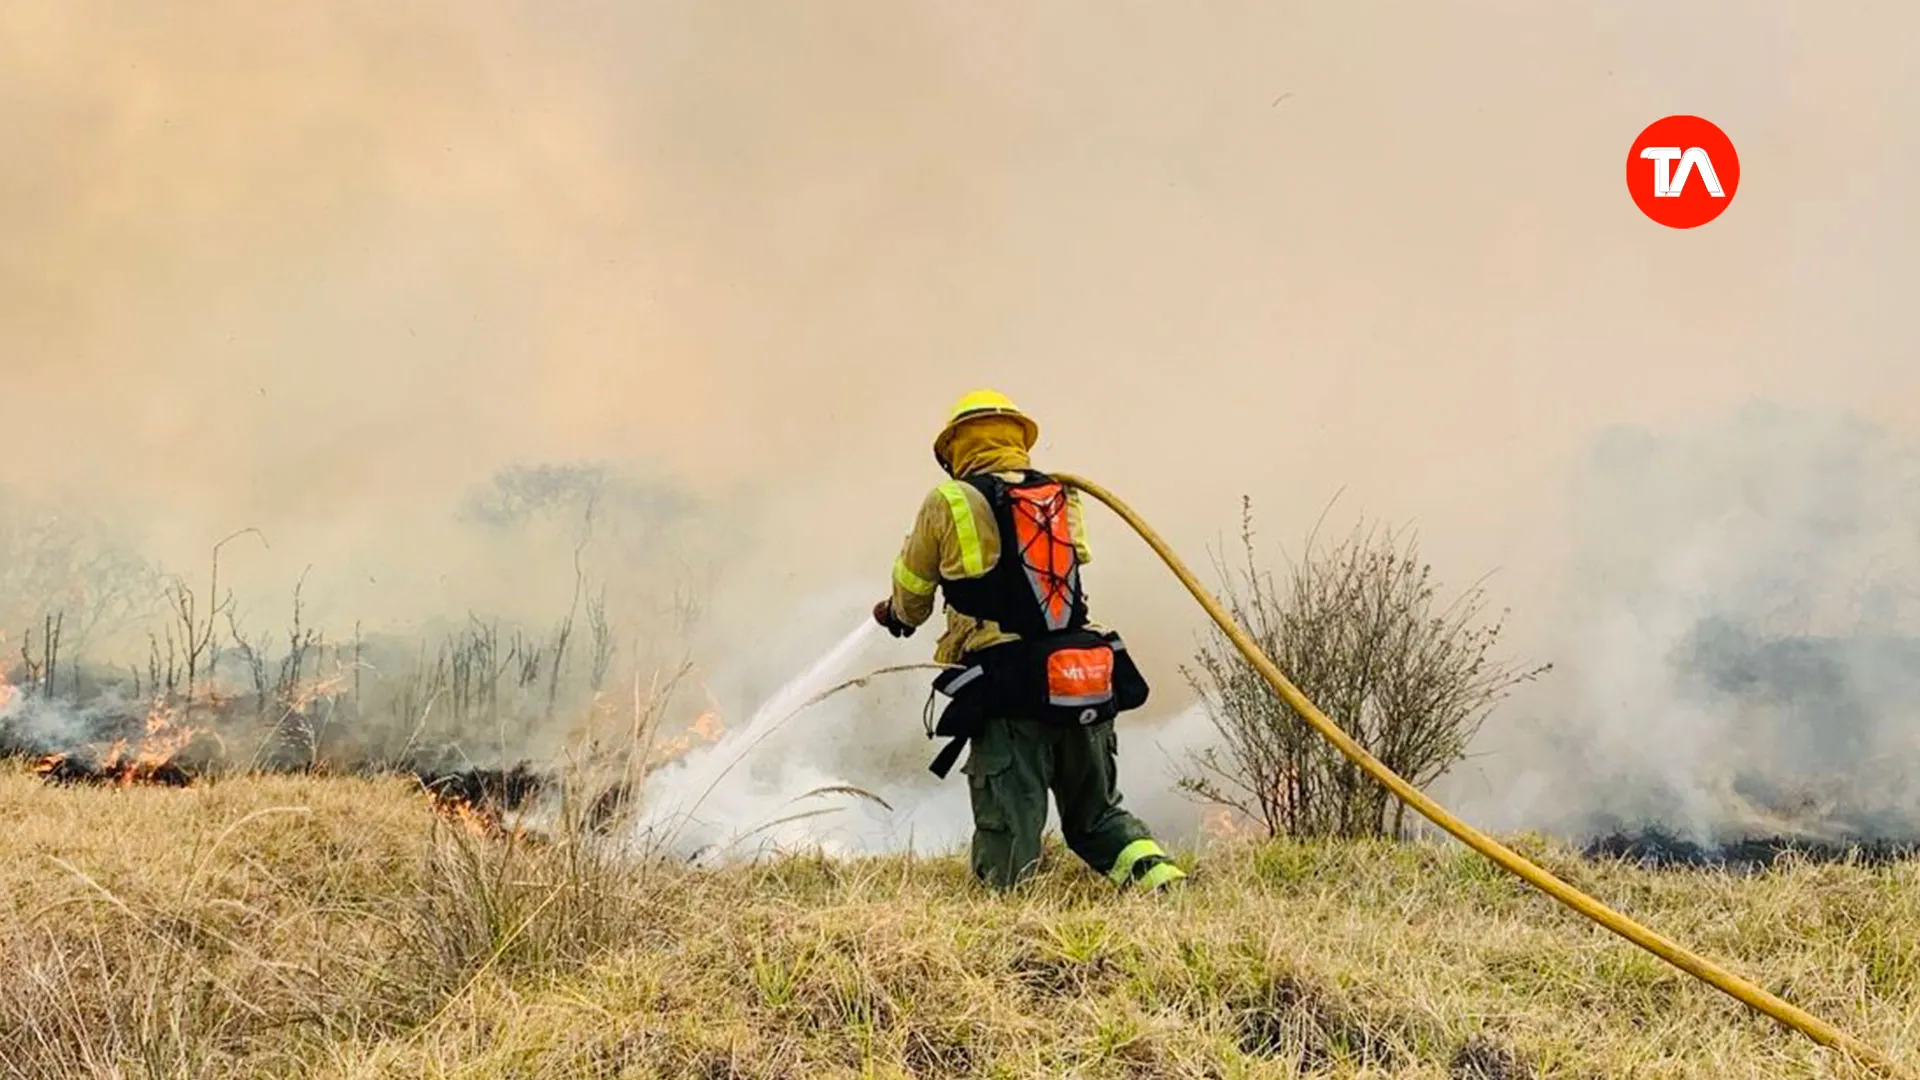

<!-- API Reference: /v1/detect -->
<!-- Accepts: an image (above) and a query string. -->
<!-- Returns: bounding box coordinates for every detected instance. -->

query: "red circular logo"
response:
[1627,115,1740,228]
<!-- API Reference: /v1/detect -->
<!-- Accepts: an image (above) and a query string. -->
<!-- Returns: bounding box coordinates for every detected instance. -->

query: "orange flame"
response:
[32,700,198,787]
[649,707,726,766]
[284,669,353,712]
[437,796,498,837]
[423,789,537,842]
[1201,807,1249,842]
[1201,767,1303,844]
[105,705,197,785]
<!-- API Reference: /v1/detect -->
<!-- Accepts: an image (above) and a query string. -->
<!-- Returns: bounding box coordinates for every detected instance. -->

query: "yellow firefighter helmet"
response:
[932,389,1040,472]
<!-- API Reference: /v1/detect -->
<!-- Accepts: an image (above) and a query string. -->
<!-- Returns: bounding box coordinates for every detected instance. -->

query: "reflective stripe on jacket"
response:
[890,473,1094,664]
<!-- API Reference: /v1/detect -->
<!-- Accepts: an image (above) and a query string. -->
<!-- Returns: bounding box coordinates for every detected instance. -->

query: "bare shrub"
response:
[1181,500,1550,839]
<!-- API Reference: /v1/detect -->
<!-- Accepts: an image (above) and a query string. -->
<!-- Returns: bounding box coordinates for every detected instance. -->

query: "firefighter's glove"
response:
[873,599,915,638]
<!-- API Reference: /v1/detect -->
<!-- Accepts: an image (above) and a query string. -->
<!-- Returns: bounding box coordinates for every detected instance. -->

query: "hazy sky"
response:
[4,2,1917,734]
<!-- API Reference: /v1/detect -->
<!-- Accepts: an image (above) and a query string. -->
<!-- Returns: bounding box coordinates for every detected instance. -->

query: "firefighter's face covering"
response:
[942,415,1033,478]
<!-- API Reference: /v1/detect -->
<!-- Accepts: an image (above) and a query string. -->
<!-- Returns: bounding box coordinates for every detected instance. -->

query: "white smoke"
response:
[0,685,141,758]
[1458,404,1920,843]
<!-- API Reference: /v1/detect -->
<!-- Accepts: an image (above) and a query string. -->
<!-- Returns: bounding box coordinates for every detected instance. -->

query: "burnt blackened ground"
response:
[1584,826,1920,871]
[413,762,549,811]
[410,763,635,833]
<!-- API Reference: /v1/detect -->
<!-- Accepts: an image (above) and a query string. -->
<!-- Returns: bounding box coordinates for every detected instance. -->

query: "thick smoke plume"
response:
[4,3,1919,851]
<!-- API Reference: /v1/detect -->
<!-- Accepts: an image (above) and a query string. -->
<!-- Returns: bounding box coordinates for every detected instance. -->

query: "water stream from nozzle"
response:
[633,617,881,850]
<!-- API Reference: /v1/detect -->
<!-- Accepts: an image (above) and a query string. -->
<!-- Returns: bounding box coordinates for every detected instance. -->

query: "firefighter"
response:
[874,390,1186,892]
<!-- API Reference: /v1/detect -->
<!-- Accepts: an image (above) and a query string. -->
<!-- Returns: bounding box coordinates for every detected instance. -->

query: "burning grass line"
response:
[629,661,698,775]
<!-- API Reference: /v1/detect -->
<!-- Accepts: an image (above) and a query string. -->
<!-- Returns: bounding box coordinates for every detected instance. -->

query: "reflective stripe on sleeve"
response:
[893,557,936,596]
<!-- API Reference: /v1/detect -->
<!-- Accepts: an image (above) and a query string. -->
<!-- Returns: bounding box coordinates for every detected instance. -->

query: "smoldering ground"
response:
[3,3,1919,849]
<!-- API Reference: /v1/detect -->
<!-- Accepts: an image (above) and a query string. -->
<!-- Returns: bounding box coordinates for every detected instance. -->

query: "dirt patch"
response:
[904,1026,978,1078]
[1450,1036,1535,1080]
[1233,973,1401,1073]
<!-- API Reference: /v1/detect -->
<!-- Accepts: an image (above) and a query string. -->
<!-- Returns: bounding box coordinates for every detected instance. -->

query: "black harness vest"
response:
[938,469,1090,639]
[923,469,1149,778]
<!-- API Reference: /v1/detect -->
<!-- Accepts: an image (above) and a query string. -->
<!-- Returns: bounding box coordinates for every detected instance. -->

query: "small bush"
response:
[1181,500,1550,839]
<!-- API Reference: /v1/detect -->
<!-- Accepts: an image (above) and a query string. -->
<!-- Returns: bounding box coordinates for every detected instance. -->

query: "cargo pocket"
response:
[962,717,1013,775]
[964,718,1015,832]
[1100,722,1123,799]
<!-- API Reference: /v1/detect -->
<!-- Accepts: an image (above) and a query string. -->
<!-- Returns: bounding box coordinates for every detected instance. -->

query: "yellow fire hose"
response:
[1054,472,1903,1076]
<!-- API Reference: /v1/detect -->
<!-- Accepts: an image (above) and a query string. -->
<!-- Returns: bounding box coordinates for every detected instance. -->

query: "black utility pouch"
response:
[926,660,991,778]
[925,631,1152,776]
[999,629,1152,728]
[1032,629,1121,727]
[1108,632,1151,713]
[930,662,989,738]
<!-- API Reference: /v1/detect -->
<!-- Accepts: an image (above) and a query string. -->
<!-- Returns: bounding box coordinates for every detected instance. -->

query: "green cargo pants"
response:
[962,715,1183,890]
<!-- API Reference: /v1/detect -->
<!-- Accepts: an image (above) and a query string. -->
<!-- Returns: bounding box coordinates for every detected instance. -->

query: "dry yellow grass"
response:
[2,763,1915,1079]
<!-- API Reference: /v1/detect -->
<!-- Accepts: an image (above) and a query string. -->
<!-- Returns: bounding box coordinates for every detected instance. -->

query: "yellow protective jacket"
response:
[887,417,1094,664]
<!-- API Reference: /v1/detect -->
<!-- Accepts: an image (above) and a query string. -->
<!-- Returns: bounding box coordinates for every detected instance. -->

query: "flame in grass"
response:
[284,668,355,714]
[32,700,199,788]
[647,706,727,767]
[1199,766,1304,844]
[430,792,508,838]
[1201,807,1239,842]
[421,784,550,843]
